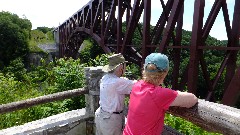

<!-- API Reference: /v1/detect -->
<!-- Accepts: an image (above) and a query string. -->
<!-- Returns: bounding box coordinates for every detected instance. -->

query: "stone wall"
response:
[27,44,59,68]
[0,109,90,135]
[27,52,48,67]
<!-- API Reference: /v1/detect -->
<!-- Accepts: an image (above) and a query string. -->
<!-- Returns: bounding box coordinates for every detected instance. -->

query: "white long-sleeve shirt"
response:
[99,73,136,113]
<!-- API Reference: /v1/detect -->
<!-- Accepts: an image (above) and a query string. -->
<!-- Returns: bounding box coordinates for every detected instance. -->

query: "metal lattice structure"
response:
[56,0,240,106]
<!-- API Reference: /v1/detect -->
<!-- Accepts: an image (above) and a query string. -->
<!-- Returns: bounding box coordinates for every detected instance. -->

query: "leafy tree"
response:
[36,27,53,34]
[30,30,46,43]
[122,22,154,47]
[0,11,32,68]
[78,39,105,63]
[2,58,27,81]
[29,27,55,53]
[46,31,54,41]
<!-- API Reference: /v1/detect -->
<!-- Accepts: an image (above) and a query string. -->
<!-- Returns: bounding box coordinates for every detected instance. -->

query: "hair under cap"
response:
[144,53,169,72]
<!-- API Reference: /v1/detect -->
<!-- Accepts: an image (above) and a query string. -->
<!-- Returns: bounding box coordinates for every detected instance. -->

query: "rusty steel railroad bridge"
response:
[55,0,240,106]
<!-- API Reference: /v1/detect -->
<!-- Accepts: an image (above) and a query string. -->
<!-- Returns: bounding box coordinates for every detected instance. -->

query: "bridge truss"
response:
[56,0,240,106]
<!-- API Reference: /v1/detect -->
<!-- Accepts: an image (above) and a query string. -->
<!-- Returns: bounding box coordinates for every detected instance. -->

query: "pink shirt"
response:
[123,80,178,135]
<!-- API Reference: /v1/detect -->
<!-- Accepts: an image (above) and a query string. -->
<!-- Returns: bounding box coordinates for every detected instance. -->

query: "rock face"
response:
[38,44,58,53]
[27,52,48,67]
[27,44,59,67]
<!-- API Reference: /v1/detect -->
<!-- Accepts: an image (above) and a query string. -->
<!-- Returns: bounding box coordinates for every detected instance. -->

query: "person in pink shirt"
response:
[123,53,198,135]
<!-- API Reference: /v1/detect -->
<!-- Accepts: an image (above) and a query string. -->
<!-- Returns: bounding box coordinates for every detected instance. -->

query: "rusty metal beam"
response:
[187,0,204,94]
[222,67,240,106]
[172,4,183,90]
[196,0,221,98]
[104,0,117,39]
[142,0,151,61]
[202,0,222,41]
[101,1,105,40]
[117,0,123,52]
[121,0,143,53]
[93,2,101,32]
[206,52,230,101]
[221,0,231,39]
[84,6,91,29]
[224,0,240,92]
[221,1,240,106]
[151,0,174,45]
[158,0,184,52]
[199,52,213,100]
[125,0,131,27]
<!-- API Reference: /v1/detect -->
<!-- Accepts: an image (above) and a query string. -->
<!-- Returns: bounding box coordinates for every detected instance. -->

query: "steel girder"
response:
[57,0,240,106]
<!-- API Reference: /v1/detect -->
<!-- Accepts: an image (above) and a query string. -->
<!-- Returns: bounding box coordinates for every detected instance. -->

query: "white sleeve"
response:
[115,77,136,94]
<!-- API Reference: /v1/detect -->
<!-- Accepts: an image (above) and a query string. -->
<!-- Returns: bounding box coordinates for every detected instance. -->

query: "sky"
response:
[0,0,235,40]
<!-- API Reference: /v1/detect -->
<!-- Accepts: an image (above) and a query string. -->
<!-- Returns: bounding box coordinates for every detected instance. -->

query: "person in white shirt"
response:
[95,53,137,135]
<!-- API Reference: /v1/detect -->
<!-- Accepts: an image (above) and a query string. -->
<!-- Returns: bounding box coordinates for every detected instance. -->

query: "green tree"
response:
[0,11,32,68]
[46,31,54,41]
[36,27,53,34]
[79,39,105,63]
[30,30,46,43]
[3,58,27,81]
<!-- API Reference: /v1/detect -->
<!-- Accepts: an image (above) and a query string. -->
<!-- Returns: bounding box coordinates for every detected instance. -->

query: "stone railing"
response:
[0,66,239,135]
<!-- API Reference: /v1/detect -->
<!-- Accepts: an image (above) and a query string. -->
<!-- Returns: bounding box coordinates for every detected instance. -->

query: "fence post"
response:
[84,66,105,135]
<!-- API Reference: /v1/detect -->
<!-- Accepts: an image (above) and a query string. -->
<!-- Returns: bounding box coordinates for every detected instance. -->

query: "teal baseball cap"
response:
[144,53,169,72]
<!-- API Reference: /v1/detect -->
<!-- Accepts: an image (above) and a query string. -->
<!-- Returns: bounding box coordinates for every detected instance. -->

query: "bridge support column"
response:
[84,66,105,135]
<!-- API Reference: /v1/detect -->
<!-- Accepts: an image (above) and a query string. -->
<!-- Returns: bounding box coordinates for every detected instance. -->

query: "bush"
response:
[0,57,86,129]
[164,114,221,135]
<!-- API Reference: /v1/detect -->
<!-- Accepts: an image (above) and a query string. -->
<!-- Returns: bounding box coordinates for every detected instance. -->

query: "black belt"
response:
[101,107,123,114]
[113,110,123,114]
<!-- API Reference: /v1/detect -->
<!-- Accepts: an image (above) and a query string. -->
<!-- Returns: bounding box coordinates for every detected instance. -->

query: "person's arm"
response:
[170,91,198,108]
[116,78,137,94]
